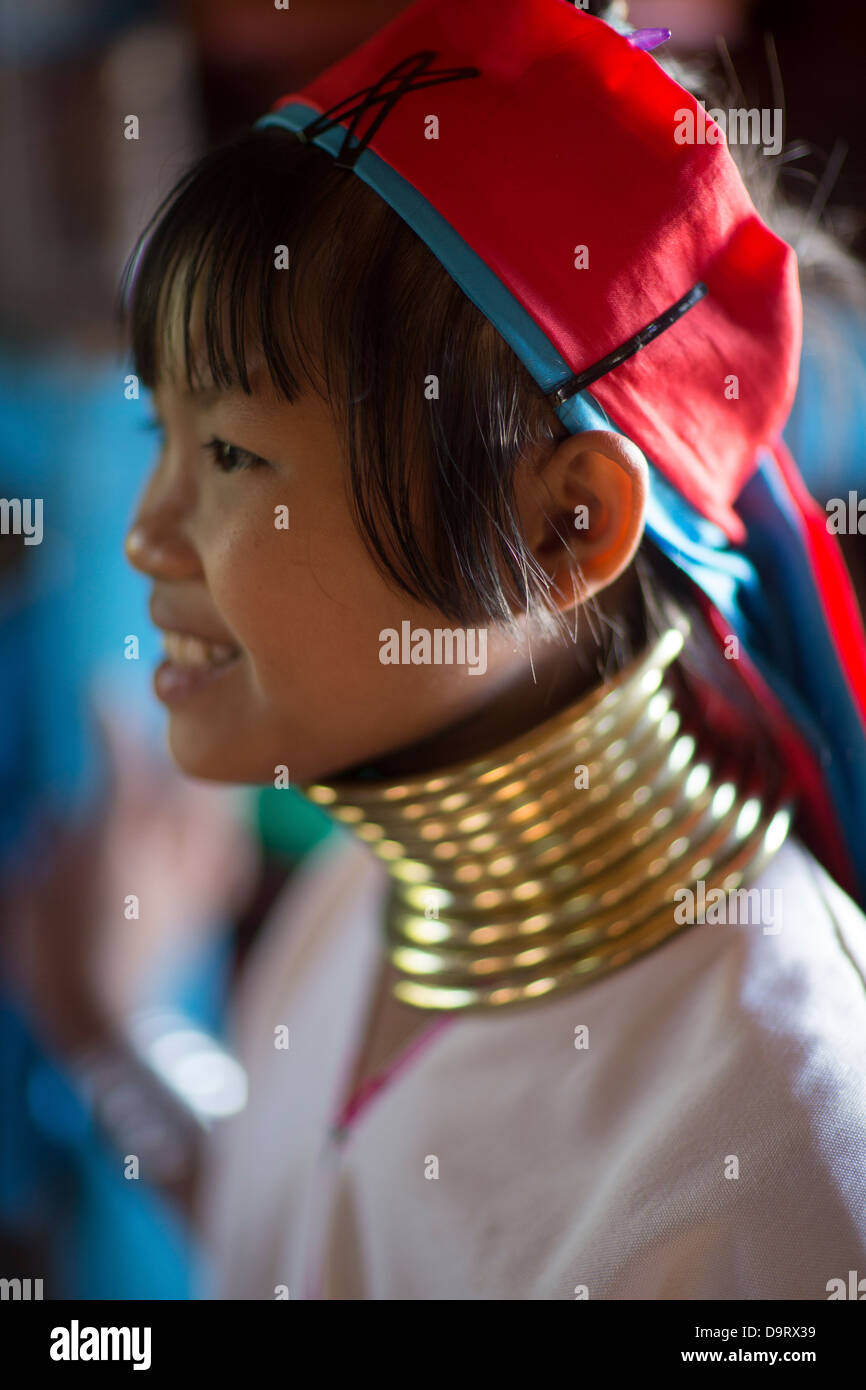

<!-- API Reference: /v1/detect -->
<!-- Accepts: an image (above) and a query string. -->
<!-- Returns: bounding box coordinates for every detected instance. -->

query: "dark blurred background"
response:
[0,0,863,1300]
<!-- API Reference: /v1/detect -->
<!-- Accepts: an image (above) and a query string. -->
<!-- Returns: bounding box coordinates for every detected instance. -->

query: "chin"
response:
[163,716,347,787]
[165,720,262,785]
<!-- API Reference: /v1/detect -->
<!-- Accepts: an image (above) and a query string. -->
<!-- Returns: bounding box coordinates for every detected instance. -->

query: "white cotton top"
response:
[195,828,866,1300]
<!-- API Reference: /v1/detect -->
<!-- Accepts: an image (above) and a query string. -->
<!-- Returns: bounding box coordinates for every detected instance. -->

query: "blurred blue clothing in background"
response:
[0,347,162,857]
[0,926,233,1300]
[0,348,212,1298]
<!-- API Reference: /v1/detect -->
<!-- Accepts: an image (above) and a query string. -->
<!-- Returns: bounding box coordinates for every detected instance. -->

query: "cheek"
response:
[192,477,510,778]
[201,482,395,704]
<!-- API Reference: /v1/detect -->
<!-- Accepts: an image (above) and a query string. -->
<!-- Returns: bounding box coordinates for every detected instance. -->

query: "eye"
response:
[203,437,267,473]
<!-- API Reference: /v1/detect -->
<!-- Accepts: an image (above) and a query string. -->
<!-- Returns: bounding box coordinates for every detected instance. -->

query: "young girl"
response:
[121,0,866,1299]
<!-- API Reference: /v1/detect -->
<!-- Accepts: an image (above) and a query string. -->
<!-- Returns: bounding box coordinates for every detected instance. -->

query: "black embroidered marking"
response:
[547,281,708,406]
[296,49,482,169]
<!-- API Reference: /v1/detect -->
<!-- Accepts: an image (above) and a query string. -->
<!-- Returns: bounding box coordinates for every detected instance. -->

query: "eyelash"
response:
[139,415,266,474]
[202,437,266,474]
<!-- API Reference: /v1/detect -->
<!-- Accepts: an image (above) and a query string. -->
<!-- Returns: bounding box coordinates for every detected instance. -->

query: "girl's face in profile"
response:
[124,359,534,786]
[124,269,647,788]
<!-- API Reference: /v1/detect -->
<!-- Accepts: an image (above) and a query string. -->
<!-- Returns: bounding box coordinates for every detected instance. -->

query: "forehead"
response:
[151,367,279,418]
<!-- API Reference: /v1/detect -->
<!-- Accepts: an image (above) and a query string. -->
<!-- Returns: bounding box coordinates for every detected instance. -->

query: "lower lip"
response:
[153,653,242,706]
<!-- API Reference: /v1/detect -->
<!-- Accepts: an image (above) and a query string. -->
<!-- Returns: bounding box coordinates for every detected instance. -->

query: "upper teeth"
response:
[164,632,239,669]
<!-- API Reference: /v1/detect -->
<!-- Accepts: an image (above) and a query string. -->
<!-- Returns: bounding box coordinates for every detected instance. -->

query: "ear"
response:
[515,429,648,611]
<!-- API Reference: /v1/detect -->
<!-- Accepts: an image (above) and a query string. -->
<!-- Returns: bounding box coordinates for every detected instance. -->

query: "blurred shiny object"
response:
[127,1006,248,1121]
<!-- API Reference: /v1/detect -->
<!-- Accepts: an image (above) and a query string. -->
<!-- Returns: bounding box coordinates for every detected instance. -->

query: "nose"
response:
[124,459,203,582]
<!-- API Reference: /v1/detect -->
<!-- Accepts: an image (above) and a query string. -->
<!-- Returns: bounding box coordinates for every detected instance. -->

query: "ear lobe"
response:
[519,429,648,611]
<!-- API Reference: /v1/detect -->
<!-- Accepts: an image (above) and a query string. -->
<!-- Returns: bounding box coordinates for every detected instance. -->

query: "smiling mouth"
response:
[154,630,243,707]
[162,631,241,670]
